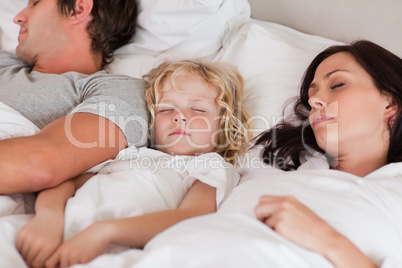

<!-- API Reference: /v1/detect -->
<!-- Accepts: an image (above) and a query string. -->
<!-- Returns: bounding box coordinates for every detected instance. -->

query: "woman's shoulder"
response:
[235,145,329,183]
[298,151,329,170]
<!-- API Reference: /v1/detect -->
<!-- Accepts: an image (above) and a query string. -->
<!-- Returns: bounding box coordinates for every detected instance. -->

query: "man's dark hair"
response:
[57,0,138,66]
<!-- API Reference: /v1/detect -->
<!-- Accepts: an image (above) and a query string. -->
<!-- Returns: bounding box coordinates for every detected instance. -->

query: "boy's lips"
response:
[169,129,190,136]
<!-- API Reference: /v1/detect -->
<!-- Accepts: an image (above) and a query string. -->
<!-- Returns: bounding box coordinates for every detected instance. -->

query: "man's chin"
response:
[15,47,35,66]
[15,46,24,60]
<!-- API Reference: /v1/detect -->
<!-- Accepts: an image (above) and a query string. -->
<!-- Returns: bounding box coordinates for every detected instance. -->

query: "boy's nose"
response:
[173,117,187,122]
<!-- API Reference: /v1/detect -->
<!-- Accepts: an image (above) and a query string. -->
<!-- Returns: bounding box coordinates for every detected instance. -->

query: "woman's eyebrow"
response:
[309,69,348,88]
[325,69,342,79]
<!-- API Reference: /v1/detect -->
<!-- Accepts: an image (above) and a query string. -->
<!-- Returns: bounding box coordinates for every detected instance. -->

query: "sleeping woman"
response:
[251,40,402,268]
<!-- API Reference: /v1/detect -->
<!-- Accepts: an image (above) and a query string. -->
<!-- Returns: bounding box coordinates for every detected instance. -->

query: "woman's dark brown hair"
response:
[254,40,402,170]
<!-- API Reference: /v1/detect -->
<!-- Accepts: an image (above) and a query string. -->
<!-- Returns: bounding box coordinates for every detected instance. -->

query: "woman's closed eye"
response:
[31,0,40,7]
[330,83,345,90]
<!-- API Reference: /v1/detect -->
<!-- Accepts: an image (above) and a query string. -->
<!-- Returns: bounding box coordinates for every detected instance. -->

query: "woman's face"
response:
[307,52,396,158]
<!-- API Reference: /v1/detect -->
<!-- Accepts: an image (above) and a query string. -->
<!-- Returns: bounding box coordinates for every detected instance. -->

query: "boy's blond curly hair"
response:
[143,60,251,164]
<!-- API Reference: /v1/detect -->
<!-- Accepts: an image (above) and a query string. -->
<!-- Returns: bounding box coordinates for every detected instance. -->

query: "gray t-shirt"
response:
[0,51,148,147]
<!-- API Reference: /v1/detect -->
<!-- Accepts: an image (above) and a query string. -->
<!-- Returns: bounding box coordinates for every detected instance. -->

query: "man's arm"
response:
[0,113,126,194]
[16,173,95,268]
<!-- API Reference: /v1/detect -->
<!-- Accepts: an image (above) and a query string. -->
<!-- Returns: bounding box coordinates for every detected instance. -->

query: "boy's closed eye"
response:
[156,103,176,113]
[191,108,206,113]
[157,108,174,113]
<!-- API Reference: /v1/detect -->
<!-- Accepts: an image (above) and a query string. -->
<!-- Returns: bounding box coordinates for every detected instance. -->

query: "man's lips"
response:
[311,113,334,127]
[18,28,27,42]
[169,129,190,136]
[19,28,27,35]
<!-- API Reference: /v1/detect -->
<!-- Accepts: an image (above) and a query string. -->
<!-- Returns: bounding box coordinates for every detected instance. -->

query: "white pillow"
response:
[214,20,341,137]
[106,0,251,78]
[0,0,251,66]
[0,0,25,53]
[130,0,250,54]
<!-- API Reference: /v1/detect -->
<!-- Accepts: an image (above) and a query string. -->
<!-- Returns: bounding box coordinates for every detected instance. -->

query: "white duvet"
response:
[63,147,239,253]
[0,102,38,218]
[0,102,38,267]
[54,165,402,268]
[132,167,402,268]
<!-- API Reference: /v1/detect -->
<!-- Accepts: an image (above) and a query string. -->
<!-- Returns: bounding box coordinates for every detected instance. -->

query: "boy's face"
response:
[153,75,221,156]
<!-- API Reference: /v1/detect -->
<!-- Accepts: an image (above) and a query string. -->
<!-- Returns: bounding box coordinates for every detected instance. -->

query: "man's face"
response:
[13,0,70,65]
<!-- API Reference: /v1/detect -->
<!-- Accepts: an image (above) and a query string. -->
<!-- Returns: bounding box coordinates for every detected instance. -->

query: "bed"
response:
[1,0,402,267]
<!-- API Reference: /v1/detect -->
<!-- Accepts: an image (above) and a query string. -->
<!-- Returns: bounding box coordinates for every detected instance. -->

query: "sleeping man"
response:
[0,0,148,195]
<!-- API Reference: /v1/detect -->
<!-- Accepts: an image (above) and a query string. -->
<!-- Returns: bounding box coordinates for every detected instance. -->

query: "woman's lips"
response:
[311,114,334,127]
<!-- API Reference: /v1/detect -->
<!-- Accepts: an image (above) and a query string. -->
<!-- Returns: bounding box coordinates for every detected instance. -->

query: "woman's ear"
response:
[385,97,398,126]
[70,0,93,25]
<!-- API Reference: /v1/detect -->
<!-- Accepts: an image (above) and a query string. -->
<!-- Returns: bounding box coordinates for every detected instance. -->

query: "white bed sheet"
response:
[0,101,38,218]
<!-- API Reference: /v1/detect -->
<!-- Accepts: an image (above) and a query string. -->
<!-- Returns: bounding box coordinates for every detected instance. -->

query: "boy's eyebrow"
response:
[159,98,209,103]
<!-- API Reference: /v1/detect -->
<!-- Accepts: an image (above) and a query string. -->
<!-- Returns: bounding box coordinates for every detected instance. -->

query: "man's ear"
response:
[385,97,398,126]
[70,0,93,25]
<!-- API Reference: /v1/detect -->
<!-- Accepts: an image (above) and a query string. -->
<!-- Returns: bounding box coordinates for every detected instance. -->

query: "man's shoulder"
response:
[89,70,142,81]
[83,70,144,88]
[0,51,29,69]
[0,50,16,58]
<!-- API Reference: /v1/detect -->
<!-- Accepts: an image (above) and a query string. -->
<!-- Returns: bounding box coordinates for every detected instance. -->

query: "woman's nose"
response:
[308,94,327,110]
